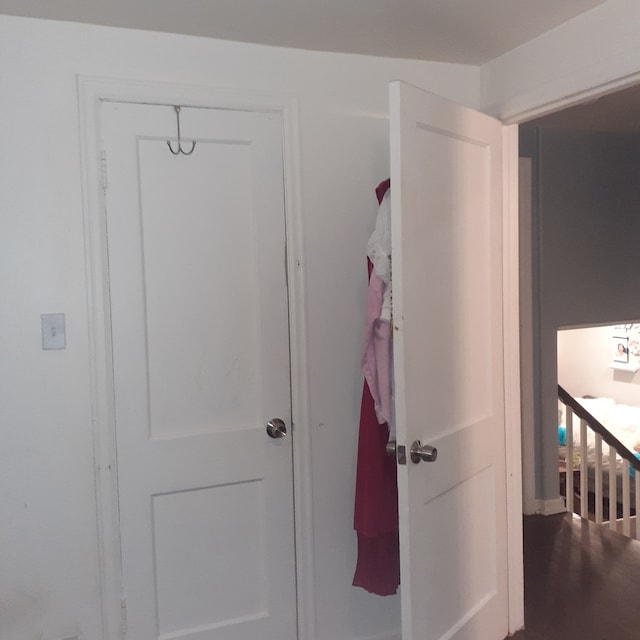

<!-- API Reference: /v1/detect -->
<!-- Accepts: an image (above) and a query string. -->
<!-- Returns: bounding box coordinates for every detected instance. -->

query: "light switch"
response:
[41,313,66,350]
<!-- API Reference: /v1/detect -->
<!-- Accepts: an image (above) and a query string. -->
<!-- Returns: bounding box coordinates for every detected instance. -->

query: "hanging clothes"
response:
[360,259,392,429]
[352,180,400,596]
[361,186,393,433]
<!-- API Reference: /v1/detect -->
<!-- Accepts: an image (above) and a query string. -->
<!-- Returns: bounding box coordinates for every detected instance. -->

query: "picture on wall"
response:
[613,336,630,363]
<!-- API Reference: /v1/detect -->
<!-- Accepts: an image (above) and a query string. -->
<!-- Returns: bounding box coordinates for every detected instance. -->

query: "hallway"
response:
[510,513,640,640]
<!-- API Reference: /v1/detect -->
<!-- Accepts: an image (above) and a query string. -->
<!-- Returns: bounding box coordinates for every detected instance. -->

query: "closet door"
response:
[101,101,297,640]
[391,81,509,640]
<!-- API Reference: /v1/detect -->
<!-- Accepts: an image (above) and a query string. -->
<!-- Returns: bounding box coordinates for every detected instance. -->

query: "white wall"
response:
[558,325,640,406]
[481,0,640,120]
[0,15,480,640]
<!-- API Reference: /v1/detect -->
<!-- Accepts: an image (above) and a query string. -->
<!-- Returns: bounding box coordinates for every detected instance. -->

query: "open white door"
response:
[390,81,509,640]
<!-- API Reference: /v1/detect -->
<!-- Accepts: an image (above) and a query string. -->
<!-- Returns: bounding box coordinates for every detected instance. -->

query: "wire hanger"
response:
[167,106,196,156]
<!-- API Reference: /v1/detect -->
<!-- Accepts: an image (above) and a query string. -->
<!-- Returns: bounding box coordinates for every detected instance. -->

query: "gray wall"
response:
[521,126,640,501]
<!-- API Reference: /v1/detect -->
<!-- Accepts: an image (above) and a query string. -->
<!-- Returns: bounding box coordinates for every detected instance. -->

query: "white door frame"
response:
[500,69,640,634]
[77,76,315,640]
[502,123,524,634]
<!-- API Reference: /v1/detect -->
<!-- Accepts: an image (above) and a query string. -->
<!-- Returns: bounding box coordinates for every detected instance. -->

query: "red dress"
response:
[352,180,400,596]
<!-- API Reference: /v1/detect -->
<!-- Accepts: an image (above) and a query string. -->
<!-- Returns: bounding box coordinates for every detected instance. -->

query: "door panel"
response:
[101,102,296,640]
[390,82,508,640]
[152,480,267,633]
[137,137,262,437]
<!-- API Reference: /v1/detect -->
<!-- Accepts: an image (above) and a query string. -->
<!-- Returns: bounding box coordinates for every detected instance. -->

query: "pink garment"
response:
[361,269,392,426]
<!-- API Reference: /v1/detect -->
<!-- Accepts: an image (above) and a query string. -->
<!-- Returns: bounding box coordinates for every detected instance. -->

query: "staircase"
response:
[558,385,640,539]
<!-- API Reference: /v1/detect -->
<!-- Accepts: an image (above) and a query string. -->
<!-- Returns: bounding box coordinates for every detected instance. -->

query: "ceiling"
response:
[0,0,607,65]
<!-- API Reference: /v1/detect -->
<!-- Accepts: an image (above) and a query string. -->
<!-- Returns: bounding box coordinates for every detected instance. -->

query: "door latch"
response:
[386,440,407,465]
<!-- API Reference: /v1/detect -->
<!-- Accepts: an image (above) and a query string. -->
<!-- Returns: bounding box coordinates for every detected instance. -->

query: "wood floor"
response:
[509,513,640,640]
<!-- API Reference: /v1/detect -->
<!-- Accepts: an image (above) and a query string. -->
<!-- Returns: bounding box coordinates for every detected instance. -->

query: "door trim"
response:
[502,124,524,634]
[488,71,640,125]
[77,76,314,640]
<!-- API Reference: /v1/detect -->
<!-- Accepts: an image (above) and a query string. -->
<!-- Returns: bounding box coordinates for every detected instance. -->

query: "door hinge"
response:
[120,594,128,637]
[100,150,108,191]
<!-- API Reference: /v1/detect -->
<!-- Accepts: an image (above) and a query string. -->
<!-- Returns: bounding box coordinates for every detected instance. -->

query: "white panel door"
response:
[101,102,296,640]
[390,82,509,640]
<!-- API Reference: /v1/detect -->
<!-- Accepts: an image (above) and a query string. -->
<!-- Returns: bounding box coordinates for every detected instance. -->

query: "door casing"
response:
[77,76,314,640]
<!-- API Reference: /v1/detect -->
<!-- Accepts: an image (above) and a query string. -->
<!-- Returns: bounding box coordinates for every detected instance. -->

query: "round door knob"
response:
[385,440,397,457]
[266,418,287,439]
[410,440,438,463]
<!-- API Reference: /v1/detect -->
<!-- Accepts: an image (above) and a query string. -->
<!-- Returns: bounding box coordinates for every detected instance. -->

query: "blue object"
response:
[558,425,567,446]
[629,453,640,477]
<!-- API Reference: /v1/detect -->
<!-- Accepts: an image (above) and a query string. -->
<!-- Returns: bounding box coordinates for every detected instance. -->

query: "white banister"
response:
[622,460,631,537]
[580,418,588,518]
[594,433,603,524]
[566,406,574,513]
[636,474,640,541]
[609,445,617,531]
[558,387,639,541]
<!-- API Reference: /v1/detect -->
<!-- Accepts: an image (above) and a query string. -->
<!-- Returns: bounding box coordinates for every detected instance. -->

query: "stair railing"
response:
[558,385,640,538]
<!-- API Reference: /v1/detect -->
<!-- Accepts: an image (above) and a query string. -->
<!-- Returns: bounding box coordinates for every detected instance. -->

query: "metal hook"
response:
[167,106,196,156]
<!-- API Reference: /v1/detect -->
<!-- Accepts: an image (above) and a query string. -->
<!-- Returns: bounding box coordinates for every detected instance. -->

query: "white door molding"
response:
[517,156,537,518]
[493,70,640,125]
[77,76,314,640]
[502,124,524,634]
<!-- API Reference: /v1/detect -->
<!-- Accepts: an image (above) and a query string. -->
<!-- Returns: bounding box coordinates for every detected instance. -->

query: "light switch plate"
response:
[41,313,66,350]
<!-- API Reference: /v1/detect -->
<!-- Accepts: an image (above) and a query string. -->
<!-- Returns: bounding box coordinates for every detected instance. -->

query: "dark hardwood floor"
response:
[509,513,640,640]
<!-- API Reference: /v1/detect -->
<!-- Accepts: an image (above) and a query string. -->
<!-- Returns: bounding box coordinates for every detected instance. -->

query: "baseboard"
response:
[355,631,401,640]
[522,497,539,516]
[536,498,566,516]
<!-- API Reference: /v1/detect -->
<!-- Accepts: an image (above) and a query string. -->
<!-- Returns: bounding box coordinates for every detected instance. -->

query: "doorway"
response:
[518,83,640,516]
[516,82,640,638]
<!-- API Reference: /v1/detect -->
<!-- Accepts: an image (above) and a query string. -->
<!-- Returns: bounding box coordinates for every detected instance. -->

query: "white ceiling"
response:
[0,0,607,64]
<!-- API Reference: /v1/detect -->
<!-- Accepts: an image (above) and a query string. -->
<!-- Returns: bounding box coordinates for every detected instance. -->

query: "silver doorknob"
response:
[266,418,287,439]
[410,440,437,463]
